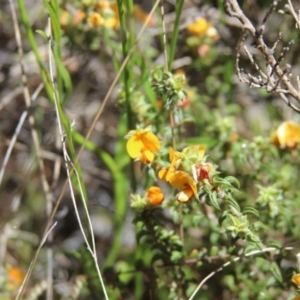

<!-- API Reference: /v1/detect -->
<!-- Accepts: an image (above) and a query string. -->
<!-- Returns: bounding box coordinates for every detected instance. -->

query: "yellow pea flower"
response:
[59,10,72,27]
[169,171,198,202]
[104,17,118,28]
[292,273,300,287]
[158,145,209,202]
[88,12,104,28]
[158,148,180,181]
[147,186,164,206]
[126,129,160,164]
[96,0,110,10]
[7,266,25,291]
[187,18,211,36]
[109,2,120,28]
[272,121,300,149]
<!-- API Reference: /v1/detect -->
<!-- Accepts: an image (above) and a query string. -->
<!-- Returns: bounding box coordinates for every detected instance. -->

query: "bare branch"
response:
[225,0,300,113]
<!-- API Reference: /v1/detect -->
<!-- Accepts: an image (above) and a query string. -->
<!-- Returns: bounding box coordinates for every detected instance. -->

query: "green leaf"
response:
[35,29,48,41]
[185,136,217,148]
[186,284,198,298]
[267,241,283,250]
[170,250,183,262]
[208,190,220,210]
[224,176,240,188]
[244,242,260,253]
[270,262,283,283]
[266,276,277,288]
[151,252,164,264]
[246,233,261,244]
[223,275,236,290]
[168,0,184,69]
[219,209,230,224]
[192,214,203,227]
[242,206,260,218]
[115,261,133,284]
[225,195,241,212]
[136,230,150,243]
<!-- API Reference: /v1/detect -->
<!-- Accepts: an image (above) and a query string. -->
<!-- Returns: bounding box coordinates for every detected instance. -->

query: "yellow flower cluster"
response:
[126,128,214,206]
[271,121,300,149]
[158,146,213,202]
[88,12,104,27]
[88,1,119,29]
[186,17,218,40]
[59,1,119,29]
[60,2,155,30]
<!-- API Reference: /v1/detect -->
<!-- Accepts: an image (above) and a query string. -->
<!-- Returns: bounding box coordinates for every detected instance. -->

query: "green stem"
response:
[168,0,184,70]
[72,130,128,266]
[117,0,136,192]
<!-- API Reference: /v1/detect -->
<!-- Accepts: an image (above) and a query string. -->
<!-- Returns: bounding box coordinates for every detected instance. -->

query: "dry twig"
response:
[224,0,300,113]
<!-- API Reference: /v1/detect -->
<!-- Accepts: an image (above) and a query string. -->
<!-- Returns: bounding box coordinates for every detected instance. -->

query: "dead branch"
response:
[224,0,300,113]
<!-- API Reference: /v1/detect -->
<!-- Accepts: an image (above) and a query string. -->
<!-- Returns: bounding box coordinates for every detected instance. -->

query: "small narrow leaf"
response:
[270,262,283,283]
[35,29,48,41]
[224,176,240,188]
[267,241,283,250]
[243,206,260,218]
[225,195,241,212]
[209,191,220,210]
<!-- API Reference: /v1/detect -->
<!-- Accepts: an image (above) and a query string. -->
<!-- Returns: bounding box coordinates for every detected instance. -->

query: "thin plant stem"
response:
[9,2,54,298]
[188,247,294,300]
[159,0,176,150]
[15,222,57,300]
[15,2,160,298]
[9,0,53,204]
[117,0,136,200]
[168,0,184,70]
[160,0,168,71]
[46,14,53,300]
[74,0,160,168]
[46,10,108,300]
[0,83,43,186]
[160,0,182,244]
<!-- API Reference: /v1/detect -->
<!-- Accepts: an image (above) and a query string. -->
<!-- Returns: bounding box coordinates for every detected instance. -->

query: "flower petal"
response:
[126,134,144,159]
[169,148,178,161]
[140,149,155,164]
[177,187,194,202]
[197,145,206,160]
[140,131,160,153]
[158,168,168,180]
[292,273,300,287]
[187,18,210,36]
[277,121,300,148]
[147,186,164,205]
[169,171,198,197]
